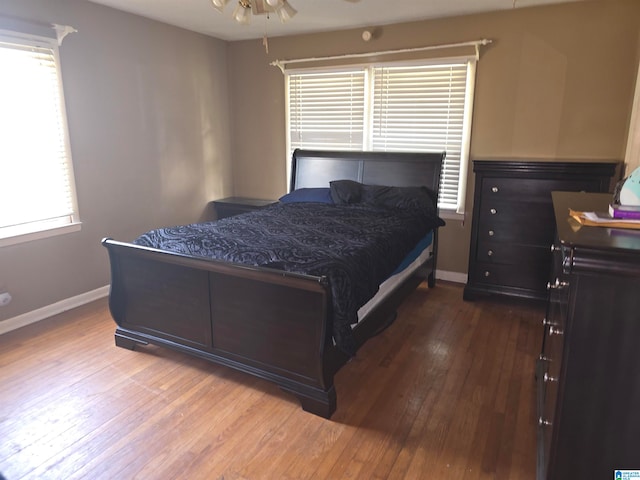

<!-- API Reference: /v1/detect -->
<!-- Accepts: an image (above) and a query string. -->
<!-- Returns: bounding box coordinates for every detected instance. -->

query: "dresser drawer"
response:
[541,283,567,365]
[537,264,569,479]
[476,242,550,265]
[537,248,569,479]
[481,177,605,202]
[537,358,551,480]
[545,276,570,330]
[477,218,555,245]
[538,291,566,480]
[538,356,559,480]
[477,199,554,224]
[472,262,550,290]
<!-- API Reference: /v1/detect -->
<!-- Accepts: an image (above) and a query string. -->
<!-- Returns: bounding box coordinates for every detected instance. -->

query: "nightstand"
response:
[212,197,276,219]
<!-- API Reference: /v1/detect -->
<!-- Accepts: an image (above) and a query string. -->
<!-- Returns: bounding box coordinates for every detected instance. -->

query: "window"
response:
[0,29,80,246]
[286,59,477,214]
[288,70,366,151]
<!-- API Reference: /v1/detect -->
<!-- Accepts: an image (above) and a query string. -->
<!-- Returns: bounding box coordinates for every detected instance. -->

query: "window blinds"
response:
[371,63,470,211]
[288,69,366,151]
[0,32,78,240]
[286,59,475,213]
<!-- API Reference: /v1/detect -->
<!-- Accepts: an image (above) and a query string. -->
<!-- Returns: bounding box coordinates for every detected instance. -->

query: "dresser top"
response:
[473,159,619,176]
[553,191,640,274]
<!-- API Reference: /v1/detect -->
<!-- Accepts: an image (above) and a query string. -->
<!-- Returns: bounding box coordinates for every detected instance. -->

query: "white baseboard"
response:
[436,270,468,284]
[0,285,110,336]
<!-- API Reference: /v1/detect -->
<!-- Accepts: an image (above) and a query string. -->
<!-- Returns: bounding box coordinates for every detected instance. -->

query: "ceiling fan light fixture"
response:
[277,0,297,23]
[233,0,252,24]
[211,0,297,26]
[252,0,276,15]
[211,0,230,13]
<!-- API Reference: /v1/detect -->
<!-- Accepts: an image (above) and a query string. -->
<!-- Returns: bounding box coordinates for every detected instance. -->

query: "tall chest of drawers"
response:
[463,160,618,301]
[537,192,640,479]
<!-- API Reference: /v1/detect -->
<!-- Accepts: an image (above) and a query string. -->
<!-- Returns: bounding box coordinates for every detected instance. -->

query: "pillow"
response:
[330,180,439,218]
[279,188,333,204]
[329,180,363,204]
[362,184,438,216]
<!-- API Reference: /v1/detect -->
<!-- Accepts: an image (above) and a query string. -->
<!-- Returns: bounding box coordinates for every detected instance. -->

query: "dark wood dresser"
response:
[537,191,640,479]
[463,160,618,301]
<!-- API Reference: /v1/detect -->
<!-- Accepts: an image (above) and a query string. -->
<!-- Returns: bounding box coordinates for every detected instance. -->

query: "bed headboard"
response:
[291,149,445,197]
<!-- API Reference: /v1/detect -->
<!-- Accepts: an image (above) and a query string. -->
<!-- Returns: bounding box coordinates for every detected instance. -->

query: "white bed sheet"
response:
[355,241,433,325]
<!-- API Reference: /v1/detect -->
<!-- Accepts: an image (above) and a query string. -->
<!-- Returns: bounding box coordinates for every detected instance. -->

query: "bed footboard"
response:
[102,238,341,418]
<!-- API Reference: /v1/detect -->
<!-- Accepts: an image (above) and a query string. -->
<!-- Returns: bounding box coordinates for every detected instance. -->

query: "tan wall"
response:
[1,0,638,322]
[0,0,232,321]
[228,0,640,275]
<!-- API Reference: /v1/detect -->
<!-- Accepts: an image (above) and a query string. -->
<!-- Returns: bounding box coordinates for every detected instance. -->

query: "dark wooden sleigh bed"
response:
[102,149,444,418]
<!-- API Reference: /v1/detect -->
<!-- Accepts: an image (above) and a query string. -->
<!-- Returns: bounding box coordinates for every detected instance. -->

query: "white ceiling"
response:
[86,0,582,41]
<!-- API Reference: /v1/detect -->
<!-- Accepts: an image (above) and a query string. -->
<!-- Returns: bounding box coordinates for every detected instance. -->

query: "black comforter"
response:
[134,202,443,354]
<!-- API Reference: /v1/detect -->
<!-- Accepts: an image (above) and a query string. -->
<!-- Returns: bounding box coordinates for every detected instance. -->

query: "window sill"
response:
[0,222,82,248]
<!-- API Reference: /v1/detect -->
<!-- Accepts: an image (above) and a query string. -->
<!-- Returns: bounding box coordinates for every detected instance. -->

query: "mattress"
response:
[356,232,433,323]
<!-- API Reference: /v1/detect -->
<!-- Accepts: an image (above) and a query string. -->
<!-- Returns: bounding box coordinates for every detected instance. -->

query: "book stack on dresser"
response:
[609,203,640,219]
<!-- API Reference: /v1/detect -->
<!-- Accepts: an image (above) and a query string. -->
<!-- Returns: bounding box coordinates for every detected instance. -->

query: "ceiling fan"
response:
[211,0,363,25]
[211,0,294,24]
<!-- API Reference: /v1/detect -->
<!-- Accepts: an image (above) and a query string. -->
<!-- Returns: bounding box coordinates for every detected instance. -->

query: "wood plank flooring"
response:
[0,282,543,480]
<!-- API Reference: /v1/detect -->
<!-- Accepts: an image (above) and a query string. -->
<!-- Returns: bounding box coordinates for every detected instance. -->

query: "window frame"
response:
[0,28,81,247]
[285,57,477,216]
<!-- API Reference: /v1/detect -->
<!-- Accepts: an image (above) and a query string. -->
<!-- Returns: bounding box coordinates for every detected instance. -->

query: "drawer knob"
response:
[539,354,550,362]
[490,208,497,215]
[484,271,491,277]
[487,250,493,257]
[549,326,564,336]
[544,372,558,383]
[547,278,569,290]
[550,244,561,252]
[491,186,499,193]
[488,230,495,237]
[542,317,559,327]
[539,416,552,427]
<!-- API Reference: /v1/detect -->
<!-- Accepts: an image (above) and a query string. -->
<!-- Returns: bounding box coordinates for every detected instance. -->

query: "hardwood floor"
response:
[0,282,543,480]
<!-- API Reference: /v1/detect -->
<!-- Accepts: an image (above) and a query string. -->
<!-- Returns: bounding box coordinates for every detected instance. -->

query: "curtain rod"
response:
[271,38,492,72]
[0,14,77,46]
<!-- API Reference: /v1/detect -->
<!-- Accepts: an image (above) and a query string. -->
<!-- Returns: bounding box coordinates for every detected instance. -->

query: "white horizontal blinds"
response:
[288,69,366,151]
[0,33,77,237]
[285,57,477,212]
[371,63,469,211]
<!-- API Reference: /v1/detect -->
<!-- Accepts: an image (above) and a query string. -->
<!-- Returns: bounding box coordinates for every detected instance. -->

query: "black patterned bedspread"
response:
[134,202,444,354]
